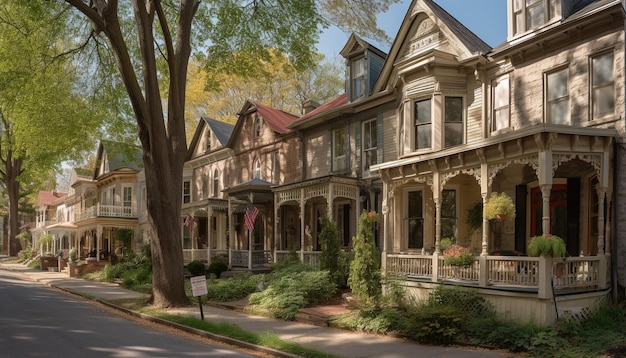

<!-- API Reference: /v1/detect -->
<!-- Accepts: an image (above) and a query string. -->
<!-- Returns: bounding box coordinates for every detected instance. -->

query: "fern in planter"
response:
[527,234,567,257]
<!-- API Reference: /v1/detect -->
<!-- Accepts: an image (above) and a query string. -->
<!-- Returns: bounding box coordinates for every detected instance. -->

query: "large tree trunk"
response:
[5,153,22,256]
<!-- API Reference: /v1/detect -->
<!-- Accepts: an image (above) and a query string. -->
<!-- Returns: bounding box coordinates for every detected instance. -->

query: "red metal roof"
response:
[38,191,66,206]
[294,94,348,123]
[252,101,299,134]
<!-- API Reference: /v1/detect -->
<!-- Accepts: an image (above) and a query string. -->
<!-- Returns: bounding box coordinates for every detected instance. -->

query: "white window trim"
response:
[332,127,347,172]
[443,96,465,148]
[590,51,616,121]
[491,74,511,134]
[545,66,570,125]
[412,97,433,152]
[362,118,377,173]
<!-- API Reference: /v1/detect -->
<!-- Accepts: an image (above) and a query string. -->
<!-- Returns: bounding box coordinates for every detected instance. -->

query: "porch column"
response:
[299,192,305,261]
[273,193,279,264]
[538,150,553,235]
[96,225,103,262]
[434,196,442,255]
[381,183,389,275]
[207,206,213,263]
[327,182,334,219]
[227,197,233,268]
[539,185,552,235]
[597,186,608,288]
[480,160,489,256]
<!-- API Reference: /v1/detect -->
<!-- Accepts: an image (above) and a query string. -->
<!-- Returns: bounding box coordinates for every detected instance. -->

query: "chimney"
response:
[303,100,320,114]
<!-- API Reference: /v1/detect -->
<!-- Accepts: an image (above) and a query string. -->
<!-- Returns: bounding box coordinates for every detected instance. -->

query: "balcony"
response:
[76,204,136,221]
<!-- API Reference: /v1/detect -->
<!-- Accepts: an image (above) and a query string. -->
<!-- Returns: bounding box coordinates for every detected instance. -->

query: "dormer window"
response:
[513,0,558,36]
[350,57,366,101]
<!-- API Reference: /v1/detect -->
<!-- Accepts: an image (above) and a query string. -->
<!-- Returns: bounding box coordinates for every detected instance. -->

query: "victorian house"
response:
[370,0,621,324]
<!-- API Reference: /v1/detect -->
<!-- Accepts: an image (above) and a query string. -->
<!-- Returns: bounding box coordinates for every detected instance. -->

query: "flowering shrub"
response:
[528,234,567,257]
[443,245,475,267]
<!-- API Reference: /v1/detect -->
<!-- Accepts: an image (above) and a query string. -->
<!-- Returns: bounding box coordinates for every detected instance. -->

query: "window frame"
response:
[213,169,219,197]
[351,57,367,101]
[254,114,262,137]
[513,0,558,36]
[253,158,261,179]
[413,98,432,151]
[443,96,464,148]
[590,51,615,121]
[362,118,378,172]
[545,66,570,125]
[332,127,348,172]
[492,74,511,132]
[404,188,425,250]
[182,181,191,204]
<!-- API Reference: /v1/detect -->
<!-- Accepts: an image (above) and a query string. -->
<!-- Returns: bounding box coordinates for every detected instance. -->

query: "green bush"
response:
[208,260,228,278]
[400,304,467,344]
[249,270,336,320]
[348,211,382,305]
[205,274,263,301]
[187,260,206,276]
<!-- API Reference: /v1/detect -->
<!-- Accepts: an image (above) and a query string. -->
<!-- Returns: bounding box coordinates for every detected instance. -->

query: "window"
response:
[546,68,569,124]
[332,127,347,172]
[441,189,457,240]
[351,57,366,101]
[213,169,219,197]
[406,190,424,249]
[414,99,432,150]
[591,52,615,119]
[205,130,212,151]
[253,158,261,179]
[183,181,190,204]
[362,119,377,170]
[444,97,463,148]
[272,151,280,183]
[492,75,510,131]
[254,114,262,137]
[513,0,557,35]
[123,186,132,215]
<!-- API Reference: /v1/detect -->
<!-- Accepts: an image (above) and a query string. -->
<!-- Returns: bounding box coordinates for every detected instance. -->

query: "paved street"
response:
[0,269,261,358]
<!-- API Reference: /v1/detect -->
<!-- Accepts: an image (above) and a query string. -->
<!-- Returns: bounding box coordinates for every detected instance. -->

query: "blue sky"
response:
[317,0,507,61]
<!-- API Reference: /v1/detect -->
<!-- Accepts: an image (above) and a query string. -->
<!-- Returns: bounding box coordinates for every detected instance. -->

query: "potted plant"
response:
[442,245,475,267]
[527,234,567,258]
[484,192,515,221]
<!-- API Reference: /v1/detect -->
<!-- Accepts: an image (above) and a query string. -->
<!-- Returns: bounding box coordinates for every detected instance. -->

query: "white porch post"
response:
[433,171,441,255]
[207,206,213,263]
[227,197,233,268]
[96,226,102,262]
[538,150,553,235]
[381,172,389,276]
[299,193,305,261]
[480,160,489,256]
[274,193,280,264]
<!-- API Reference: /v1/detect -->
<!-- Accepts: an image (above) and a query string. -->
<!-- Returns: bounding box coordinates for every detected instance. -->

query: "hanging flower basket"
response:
[484,192,516,221]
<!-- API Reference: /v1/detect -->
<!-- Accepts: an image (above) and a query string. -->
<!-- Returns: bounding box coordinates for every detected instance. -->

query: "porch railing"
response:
[76,204,136,221]
[231,250,272,268]
[275,250,321,269]
[385,253,603,292]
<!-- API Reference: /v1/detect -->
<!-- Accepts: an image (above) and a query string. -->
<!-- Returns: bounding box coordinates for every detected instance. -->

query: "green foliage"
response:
[17,248,36,263]
[204,274,263,302]
[319,217,344,286]
[249,270,336,320]
[527,234,567,257]
[187,260,206,276]
[38,234,53,251]
[466,201,483,234]
[208,259,228,278]
[103,251,152,290]
[483,192,516,220]
[348,211,382,304]
[27,258,41,269]
[401,304,467,344]
[115,229,134,255]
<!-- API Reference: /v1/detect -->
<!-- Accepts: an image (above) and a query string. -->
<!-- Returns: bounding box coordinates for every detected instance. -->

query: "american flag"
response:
[245,204,259,232]
[184,215,194,232]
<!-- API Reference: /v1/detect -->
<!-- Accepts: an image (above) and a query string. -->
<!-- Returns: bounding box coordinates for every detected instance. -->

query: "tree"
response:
[0,2,104,255]
[61,0,398,308]
[349,211,382,304]
[187,51,343,129]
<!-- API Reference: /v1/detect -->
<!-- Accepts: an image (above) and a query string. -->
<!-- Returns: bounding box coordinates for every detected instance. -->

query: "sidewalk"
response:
[0,261,515,358]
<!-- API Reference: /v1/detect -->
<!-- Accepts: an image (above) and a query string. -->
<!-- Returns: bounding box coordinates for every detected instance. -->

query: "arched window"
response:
[213,169,219,197]
[254,114,262,137]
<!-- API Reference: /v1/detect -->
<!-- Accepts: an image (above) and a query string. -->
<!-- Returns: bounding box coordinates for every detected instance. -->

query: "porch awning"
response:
[223,178,274,203]
[46,222,78,231]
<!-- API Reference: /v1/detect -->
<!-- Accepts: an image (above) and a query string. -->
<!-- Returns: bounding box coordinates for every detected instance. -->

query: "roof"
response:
[73,168,94,179]
[290,94,349,128]
[202,117,234,146]
[97,140,144,176]
[38,191,67,206]
[252,101,299,134]
[427,0,491,55]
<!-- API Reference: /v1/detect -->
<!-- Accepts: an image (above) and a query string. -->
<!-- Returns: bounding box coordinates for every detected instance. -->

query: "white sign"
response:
[190,275,208,297]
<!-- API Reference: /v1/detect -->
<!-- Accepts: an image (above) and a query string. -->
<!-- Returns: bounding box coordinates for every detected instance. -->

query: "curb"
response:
[1,265,298,358]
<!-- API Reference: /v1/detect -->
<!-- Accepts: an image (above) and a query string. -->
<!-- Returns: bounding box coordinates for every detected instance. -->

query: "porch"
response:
[76,204,136,221]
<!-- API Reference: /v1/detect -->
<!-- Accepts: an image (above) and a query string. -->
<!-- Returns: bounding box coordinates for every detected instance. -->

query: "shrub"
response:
[527,234,567,258]
[399,304,467,344]
[442,245,475,267]
[249,270,336,320]
[349,211,382,304]
[187,260,206,276]
[319,217,342,286]
[205,274,262,301]
[208,260,228,278]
